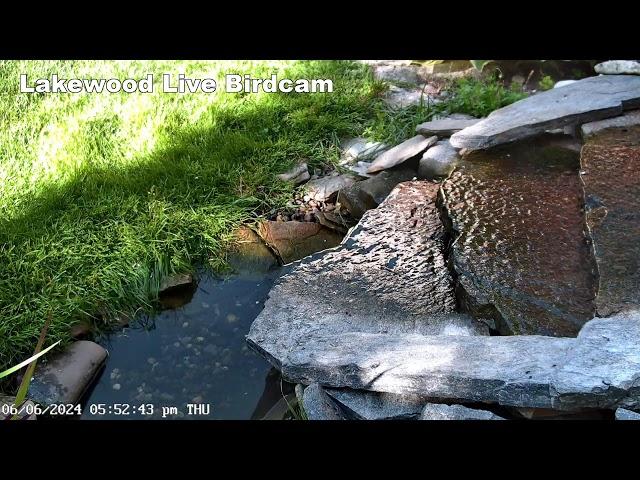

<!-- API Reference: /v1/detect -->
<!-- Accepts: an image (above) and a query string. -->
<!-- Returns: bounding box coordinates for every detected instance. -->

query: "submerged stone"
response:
[450,75,640,150]
[257,221,343,265]
[580,127,640,316]
[29,341,107,406]
[227,226,279,274]
[441,135,597,336]
[248,181,488,375]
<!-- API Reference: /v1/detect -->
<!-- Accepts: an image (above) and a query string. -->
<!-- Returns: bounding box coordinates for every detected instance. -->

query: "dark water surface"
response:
[81,268,284,420]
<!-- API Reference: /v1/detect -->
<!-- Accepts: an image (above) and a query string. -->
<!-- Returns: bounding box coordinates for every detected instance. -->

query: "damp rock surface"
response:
[302,383,350,420]
[326,388,426,420]
[450,75,640,150]
[442,135,597,336]
[580,127,640,316]
[248,181,488,372]
[29,341,108,406]
[420,403,505,420]
[580,110,640,138]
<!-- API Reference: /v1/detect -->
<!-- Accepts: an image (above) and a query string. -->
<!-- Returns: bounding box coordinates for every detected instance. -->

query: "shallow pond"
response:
[81,267,289,420]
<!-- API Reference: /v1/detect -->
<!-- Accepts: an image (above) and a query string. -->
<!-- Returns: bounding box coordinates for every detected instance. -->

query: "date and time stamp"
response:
[1,402,211,419]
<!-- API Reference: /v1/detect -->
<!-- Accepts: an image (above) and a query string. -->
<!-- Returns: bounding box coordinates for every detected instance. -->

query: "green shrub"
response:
[445,76,528,117]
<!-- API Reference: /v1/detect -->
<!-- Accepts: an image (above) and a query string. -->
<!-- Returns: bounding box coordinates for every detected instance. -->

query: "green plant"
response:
[539,75,555,91]
[444,76,528,117]
[0,314,57,419]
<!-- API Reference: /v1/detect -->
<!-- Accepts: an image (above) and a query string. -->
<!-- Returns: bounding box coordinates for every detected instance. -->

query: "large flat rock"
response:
[580,127,640,316]
[450,75,640,150]
[248,181,488,370]
[273,312,640,411]
[441,135,597,336]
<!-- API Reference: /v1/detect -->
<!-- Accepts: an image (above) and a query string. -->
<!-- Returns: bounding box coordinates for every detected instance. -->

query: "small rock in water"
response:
[113,383,121,391]
[159,273,194,294]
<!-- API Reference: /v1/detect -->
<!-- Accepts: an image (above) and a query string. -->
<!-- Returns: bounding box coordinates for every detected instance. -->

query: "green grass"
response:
[0,60,527,382]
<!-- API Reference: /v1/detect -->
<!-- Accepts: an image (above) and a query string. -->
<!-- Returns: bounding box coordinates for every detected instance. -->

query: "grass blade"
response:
[11,312,54,418]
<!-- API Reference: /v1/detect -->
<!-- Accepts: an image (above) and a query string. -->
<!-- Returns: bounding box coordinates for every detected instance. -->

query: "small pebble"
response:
[113,383,121,391]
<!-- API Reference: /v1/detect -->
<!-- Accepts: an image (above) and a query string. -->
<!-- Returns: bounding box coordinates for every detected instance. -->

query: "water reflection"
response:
[82,267,290,420]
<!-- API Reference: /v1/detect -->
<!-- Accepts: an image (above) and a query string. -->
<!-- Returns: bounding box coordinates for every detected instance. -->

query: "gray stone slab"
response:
[418,140,460,180]
[337,167,416,218]
[340,138,389,163]
[248,181,488,371]
[304,174,357,202]
[302,383,350,420]
[367,135,437,173]
[384,86,440,109]
[420,403,505,420]
[274,313,640,411]
[449,75,640,150]
[581,110,640,138]
[552,312,640,410]
[29,341,107,406]
[277,162,310,185]
[615,408,640,420]
[416,118,480,137]
[595,60,640,75]
[326,389,426,420]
